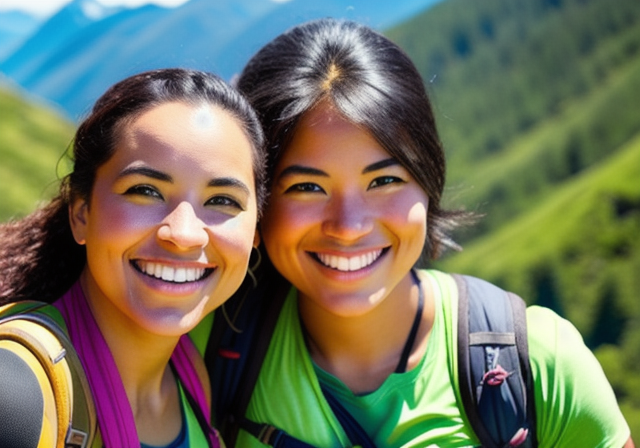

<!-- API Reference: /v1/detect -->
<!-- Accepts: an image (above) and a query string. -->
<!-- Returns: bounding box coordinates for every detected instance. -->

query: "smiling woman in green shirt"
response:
[206,18,634,448]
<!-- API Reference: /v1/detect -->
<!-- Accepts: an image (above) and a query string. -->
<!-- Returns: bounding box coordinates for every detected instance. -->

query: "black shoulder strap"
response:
[206,260,290,446]
[320,385,377,448]
[206,259,377,448]
[236,418,316,448]
[454,274,537,448]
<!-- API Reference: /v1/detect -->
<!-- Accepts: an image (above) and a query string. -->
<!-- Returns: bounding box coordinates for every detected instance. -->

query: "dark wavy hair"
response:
[0,68,266,304]
[237,18,470,261]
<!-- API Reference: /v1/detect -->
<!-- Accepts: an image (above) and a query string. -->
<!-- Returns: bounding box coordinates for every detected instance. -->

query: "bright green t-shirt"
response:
[235,270,630,448]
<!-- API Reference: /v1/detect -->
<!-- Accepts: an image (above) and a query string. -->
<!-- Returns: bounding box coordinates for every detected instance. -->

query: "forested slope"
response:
[386,0,640,436]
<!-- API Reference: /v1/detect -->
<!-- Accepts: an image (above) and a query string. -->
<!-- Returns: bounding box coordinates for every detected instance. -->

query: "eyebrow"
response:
[362,158,400,174]
[208,178,251,196]
[118,166,172,182]
[277,165,328,179]
[277,158,400,179]
[118,166,251,195]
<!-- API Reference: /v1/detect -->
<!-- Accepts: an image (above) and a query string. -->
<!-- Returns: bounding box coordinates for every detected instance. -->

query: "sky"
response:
[1,0,292,19]
[0,0,192,18]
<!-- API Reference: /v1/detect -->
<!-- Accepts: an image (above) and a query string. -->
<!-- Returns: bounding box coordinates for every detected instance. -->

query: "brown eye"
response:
[205,195,243,210]
[285,182,324,194]
[124,185,163,199]
[369,176,404,189]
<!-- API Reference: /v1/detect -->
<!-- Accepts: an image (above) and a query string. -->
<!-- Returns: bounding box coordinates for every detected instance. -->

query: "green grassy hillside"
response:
[386,0,640,437]
[388,0,640,174]
[0,86,74,222]
[438,133,640,436]
[446,52,640,238]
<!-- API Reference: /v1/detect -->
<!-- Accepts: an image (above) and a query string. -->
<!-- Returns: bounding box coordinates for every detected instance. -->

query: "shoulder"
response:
[525,305,593,366]
[525,306,631,447]
[415,273,631,446]
[525,305,610,397]
[415,269,458,318]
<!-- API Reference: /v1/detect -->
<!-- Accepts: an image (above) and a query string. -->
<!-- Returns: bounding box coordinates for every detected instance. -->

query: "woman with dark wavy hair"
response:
[208,18,633,448]
[0,68,266,448]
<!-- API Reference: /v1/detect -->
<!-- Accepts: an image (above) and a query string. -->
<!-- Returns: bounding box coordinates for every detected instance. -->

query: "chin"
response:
[134,306,203,336]
[313,295,383,318]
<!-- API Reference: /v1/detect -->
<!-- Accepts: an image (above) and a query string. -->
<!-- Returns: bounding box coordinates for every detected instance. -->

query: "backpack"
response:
[1,294,220,448]
[206,267,538,448]
[0,301,97,448]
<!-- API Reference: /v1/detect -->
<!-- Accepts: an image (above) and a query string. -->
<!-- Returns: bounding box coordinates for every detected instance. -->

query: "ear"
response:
[253,229,261,248]
[69,199,89,245]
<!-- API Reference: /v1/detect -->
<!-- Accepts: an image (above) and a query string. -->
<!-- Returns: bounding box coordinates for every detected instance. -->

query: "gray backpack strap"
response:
[454,274,537,448]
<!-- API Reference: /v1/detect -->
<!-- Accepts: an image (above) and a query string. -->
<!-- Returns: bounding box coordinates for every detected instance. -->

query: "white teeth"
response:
[143,262,155,276]
[174,268,187,283]
[316,250,383,272]
[161,266,174,281]
[137,261,206,283]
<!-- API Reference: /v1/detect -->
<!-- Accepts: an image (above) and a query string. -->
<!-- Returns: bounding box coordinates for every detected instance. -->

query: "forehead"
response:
[295,102,372,141]
[108,101,255,180]
[281,102,392,166]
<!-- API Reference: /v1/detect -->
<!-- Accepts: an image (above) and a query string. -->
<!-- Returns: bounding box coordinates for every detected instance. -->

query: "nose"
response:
[157,201,209,250]
[321,192,373,241]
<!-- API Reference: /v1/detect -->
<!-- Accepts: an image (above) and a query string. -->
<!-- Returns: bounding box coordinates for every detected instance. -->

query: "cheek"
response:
[259,201,310,270]
[385,196,429,239]
[87,198,154,241]
[406,201,428,227]
[204,220,257,312]
[83,205,145,272]
[260,200,303,245]
[212,217,258,265]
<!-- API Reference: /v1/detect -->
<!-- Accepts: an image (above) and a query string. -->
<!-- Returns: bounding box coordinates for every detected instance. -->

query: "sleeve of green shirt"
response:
[527,305,631,448]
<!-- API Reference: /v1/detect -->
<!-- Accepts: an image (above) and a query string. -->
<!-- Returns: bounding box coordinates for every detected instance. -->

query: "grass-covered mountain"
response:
[386,0,640,437]
[388,0,640,237]
[0,84,73,222]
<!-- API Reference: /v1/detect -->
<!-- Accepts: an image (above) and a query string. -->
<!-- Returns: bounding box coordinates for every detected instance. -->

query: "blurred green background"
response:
[388,0,640,437]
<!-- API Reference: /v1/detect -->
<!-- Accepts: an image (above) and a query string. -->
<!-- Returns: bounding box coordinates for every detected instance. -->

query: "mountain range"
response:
[0,0,440,119]
[0,10,41,60]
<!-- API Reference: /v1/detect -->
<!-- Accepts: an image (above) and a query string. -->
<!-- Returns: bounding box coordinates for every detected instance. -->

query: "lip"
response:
[309,247,389,273]
[131,260,216,284]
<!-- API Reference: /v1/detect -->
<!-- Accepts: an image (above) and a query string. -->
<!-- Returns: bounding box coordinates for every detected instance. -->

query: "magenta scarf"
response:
[55,281,219,448]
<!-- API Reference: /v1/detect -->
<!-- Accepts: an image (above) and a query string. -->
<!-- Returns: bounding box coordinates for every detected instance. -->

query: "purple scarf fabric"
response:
[55,281,219,448]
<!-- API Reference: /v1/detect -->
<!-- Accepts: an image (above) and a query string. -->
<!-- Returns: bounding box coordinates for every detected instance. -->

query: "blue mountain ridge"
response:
[0,0,441,120]
[0,10,42,60]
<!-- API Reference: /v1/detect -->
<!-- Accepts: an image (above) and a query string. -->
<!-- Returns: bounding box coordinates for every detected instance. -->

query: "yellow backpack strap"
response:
[0,301,97,448]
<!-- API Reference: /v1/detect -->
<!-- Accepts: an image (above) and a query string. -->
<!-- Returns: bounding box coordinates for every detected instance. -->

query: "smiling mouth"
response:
[132,261,214,283]
[312,248,387,272]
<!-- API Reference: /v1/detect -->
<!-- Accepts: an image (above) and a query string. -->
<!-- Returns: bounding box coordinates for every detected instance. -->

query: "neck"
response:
[85,292,177,399]
[299,271,435,394]
[79,274,183,444]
